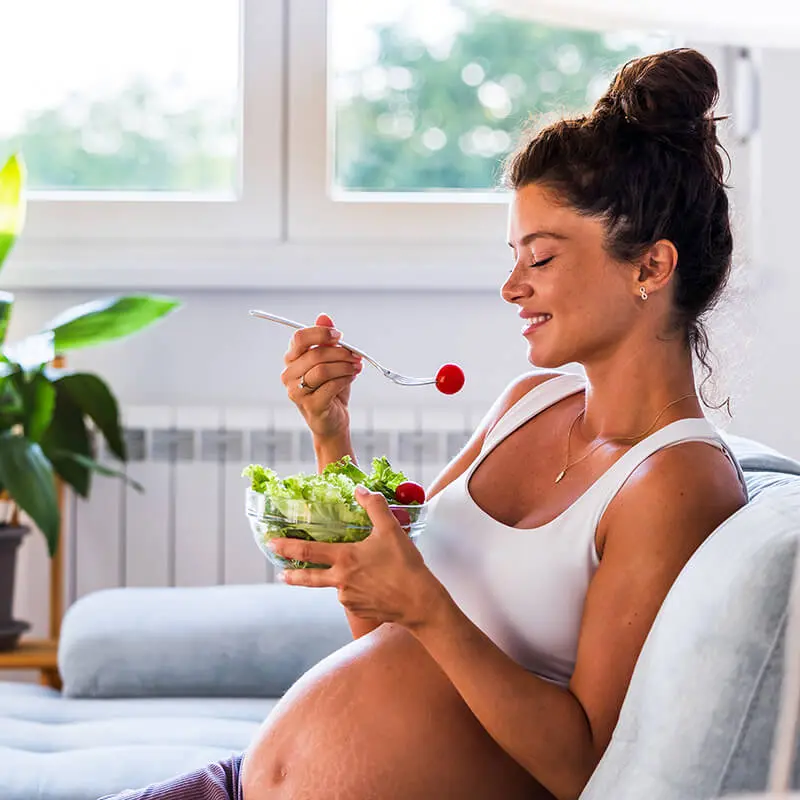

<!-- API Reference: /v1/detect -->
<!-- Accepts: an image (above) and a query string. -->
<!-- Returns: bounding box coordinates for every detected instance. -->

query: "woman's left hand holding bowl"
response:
[269,486,445,629]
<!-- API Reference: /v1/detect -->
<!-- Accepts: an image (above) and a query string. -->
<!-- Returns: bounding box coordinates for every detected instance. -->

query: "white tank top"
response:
[421,372,746,688]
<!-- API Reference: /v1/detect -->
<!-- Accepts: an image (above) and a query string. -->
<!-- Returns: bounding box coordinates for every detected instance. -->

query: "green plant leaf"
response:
[57,451,143,492]
[13,370,56,442]
[0,154,26,274]
[40,386,92,497]
[0,433,59,555]
[42,295,181,352]
[0,368,23,430]
[0,291,14,347]
[48,371,125,461]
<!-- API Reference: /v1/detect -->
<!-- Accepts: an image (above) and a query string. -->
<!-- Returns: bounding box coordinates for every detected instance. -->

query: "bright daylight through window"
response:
[0,0,239,194]
[331,0,675,193]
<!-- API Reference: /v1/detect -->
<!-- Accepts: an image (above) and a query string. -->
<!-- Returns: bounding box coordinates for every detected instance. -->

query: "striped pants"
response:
[99,753,245,800]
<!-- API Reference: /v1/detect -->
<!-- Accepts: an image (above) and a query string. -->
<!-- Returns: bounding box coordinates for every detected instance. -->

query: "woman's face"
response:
[502,183,642,369]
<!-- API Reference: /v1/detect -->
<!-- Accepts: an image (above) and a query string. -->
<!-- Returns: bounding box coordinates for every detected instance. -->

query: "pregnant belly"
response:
[241,624,552,800]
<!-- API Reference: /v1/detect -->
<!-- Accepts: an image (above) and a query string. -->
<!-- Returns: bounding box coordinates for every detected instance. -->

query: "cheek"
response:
[560,279,629,335]
[566,260,625,311]
[586,297,636,344]
[552,271,589,314]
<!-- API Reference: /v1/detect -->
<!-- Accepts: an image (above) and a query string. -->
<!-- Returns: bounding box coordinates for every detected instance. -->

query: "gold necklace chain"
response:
[554,391,699,484]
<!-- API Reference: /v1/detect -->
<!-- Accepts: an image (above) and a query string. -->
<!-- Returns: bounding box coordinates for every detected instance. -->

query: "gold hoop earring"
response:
[639,285,648,301]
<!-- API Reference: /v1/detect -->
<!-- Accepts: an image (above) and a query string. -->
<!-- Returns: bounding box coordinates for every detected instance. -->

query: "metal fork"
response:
[248,310,436,387]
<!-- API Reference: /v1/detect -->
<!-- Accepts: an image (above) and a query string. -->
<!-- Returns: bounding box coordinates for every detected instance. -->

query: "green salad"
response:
[243,456,425,568]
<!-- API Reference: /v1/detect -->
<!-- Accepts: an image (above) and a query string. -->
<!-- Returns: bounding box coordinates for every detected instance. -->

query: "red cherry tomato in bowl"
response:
[436,363,465,395]
[394,481,426,505]
[391,508,412,527]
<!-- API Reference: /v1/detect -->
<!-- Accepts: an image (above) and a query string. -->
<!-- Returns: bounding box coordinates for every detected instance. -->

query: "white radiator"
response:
[66,404,481,604]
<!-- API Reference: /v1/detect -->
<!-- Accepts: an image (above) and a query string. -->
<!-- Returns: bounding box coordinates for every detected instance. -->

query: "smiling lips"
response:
[521,313,552,335]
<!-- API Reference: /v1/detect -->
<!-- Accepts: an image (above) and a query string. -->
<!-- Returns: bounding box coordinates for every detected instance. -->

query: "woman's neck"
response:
[577,345,701,443]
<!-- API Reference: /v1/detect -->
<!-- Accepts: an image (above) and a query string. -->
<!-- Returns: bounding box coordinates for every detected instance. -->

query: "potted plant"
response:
[0,152,181,650]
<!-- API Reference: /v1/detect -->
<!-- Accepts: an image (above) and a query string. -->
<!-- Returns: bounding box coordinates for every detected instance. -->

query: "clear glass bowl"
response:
[245,487,429,570]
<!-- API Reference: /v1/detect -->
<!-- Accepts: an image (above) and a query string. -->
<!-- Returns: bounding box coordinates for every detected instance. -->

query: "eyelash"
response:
[508,255,555,274]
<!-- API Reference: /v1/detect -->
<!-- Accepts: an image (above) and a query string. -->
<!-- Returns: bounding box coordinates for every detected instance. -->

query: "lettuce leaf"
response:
[321,454,367,484]
[361,455,406,499]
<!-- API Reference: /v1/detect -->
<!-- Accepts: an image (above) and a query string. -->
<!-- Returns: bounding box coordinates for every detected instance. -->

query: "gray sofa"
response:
[1,432,800,800]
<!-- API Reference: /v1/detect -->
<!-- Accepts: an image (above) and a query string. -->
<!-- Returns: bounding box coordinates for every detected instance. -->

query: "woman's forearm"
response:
[345,609,381,639]
[313,431,357,473]
[410,589,600,800]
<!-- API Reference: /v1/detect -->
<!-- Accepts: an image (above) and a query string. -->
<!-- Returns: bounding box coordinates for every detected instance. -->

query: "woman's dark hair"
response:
[502,48,732,411]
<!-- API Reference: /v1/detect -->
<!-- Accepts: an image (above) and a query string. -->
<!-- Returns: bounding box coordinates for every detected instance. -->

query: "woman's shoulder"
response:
[598,437,748,561]
[485,370,577,437]
[505,369,576,405]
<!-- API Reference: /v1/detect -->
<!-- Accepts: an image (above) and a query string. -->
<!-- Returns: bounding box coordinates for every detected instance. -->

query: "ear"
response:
[635,239,678,295]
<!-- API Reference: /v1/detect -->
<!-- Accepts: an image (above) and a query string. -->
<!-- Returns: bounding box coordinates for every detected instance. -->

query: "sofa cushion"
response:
[0,684,272,800]
[721,432,800,476]
[581,473,800,799]
[59,583,352,699]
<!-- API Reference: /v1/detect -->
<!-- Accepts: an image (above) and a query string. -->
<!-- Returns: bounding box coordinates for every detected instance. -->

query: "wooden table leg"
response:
[40,667,62,690]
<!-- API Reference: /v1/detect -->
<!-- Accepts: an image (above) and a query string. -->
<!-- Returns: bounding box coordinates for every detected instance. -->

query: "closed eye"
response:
[507,255,555,275]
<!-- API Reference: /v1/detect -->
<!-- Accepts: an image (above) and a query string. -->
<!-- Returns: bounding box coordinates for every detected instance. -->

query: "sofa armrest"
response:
[59,584,352,699]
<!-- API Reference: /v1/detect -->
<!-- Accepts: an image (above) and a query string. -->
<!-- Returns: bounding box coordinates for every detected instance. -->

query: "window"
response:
[1,0,239,194]
[3,0,283,262]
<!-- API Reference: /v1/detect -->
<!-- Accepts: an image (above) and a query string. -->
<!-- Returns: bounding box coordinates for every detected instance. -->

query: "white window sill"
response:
[1,238,509,291]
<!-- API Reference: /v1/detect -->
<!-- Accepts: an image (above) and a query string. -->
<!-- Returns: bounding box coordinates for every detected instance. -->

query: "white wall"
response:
[3,287,537,408]
[731,48,800,455]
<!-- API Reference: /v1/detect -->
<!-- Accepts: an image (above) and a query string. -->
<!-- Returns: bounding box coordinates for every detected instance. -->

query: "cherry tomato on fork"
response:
[395,481,426,505]
[435,363,465,395]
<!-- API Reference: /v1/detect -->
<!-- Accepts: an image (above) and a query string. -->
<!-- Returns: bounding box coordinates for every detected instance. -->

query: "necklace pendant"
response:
[555,469,566,484]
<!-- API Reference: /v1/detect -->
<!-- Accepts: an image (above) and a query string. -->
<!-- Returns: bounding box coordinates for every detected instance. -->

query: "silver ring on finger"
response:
[299,375,315,391]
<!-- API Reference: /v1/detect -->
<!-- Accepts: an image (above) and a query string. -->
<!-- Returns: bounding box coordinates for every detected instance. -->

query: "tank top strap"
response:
[582,418,749,527]
[482,372,587,455]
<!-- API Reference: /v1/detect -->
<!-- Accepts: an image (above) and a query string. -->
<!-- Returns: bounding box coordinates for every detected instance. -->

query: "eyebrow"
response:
[507,231,569,248]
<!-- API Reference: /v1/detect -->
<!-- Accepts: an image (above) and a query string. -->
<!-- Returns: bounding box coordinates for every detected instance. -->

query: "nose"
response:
[501,261,532,304]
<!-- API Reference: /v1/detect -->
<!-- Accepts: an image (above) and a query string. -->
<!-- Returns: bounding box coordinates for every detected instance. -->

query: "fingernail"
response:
[276,570,286,582]
[329,328,342,339]
[355,484,368,498]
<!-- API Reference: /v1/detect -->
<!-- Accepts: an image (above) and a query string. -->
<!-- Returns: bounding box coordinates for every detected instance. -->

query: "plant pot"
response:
[0,524,30,651]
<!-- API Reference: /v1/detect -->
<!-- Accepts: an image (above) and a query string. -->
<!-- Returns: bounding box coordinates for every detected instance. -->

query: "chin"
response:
[528,357,570,371]
[526,347,570,371]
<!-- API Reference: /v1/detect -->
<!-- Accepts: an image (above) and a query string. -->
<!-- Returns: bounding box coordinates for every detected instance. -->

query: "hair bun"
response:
[596,48,719,134]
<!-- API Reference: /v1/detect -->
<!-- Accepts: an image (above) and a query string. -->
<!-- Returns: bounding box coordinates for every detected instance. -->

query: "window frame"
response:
[286,0,510,245]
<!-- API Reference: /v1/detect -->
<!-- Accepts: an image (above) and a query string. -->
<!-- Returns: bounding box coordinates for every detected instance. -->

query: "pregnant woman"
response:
[106,47,748,800]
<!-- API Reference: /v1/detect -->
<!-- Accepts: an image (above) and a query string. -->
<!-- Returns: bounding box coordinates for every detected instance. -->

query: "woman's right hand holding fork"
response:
[281,313,363,442]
